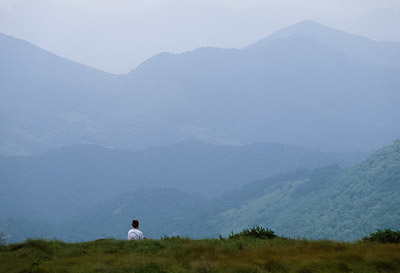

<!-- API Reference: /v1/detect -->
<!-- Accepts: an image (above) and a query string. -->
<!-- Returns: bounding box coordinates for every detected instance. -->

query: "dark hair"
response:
[132,219,139,229]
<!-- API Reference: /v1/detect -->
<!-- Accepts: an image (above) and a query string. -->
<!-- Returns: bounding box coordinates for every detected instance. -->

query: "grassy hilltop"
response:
[1,236,400,273]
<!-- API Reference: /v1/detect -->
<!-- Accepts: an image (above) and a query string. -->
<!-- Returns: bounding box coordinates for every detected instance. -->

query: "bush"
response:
[228,225,277,239]
[363,229,400,244]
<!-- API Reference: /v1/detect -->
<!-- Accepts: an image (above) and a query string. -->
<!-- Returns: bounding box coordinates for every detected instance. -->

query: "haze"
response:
[1,0,400,244]
[1,0,400,73]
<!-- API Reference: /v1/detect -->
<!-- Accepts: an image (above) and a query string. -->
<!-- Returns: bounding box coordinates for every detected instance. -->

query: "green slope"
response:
[2,238,400,273]
[213,140,400,240]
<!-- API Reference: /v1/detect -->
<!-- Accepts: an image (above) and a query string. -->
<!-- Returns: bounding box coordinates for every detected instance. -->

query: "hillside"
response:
[2,140,397,243]
[0,33,119,155]
[1,21,400,154]
[214,140,400,240]
[1,238,400,273]
[123,30,400,152]
[0,141,368,242]
[56,139,400,242]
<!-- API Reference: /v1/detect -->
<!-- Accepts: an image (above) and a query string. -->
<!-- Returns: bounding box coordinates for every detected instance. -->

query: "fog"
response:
[1,0,399,73]
[1,0,400,244]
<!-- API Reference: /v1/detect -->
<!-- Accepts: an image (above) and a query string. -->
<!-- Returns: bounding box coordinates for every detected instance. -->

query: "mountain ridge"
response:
[1,20,400,154]
[0,32,113,75]
[0,139,398,242]
[2,139,395,242]
[214,139,400,240]
[246,20,400,68]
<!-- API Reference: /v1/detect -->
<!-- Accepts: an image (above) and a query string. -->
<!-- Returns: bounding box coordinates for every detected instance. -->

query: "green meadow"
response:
[2,237,400,273]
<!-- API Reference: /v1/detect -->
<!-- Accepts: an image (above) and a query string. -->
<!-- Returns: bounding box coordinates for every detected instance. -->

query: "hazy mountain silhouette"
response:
[2,140,397,242]
[1,21,400,155]
[247,20,400,68]
[0,32,120,155]
[0,141,367,231]
[123,23,400,151]
[69,140,400,241]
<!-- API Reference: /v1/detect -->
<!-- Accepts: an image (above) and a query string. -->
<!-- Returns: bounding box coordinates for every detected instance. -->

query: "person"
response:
[128,219,145,240]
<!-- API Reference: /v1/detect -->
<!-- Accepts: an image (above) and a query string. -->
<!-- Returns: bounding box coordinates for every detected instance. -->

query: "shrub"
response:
[363,229,400,244]
[228,225,277,239]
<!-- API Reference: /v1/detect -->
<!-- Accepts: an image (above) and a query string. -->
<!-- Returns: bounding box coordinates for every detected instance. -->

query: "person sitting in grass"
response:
[128,219,145,240]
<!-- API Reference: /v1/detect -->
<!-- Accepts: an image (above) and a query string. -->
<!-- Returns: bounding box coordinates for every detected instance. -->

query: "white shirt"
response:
[128,228,144,240]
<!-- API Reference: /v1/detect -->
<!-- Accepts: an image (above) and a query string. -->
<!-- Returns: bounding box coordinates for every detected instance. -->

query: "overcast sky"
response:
[1,0,399,73]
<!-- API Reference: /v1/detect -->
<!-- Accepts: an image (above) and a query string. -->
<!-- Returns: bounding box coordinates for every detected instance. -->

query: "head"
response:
[131,219,139,229]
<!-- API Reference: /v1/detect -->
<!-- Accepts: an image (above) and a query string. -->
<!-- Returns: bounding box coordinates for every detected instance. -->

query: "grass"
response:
[1,237,400,273]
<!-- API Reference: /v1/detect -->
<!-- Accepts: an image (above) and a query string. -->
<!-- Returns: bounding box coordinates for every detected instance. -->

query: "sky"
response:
[1,0,399,74]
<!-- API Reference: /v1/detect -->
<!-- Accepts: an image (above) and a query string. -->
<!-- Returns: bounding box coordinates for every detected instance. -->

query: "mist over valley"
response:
[0,20,399,244]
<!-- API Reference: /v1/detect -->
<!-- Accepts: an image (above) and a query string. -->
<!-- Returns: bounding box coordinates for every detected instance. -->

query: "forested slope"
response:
[215,140,400,240]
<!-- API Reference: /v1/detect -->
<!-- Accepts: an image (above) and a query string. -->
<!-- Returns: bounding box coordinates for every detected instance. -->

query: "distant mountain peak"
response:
[245,20,355,50]
[279,20,359,37]
[290,19,325,29]
[244,19,400,68]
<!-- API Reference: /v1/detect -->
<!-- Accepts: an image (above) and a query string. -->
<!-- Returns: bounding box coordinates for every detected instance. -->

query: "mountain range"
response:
[0,141,367,227]
[1,20,400,155]
[1,139,398,242]
[214,139,400,241]
[56,139,400,241]
[1,20,400,243]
